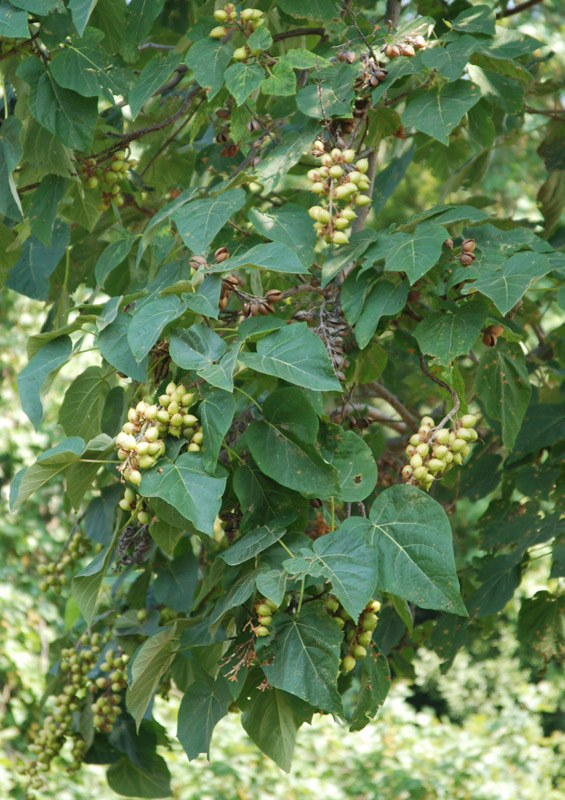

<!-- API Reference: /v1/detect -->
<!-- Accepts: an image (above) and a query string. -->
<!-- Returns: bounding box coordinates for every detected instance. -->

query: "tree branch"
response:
[417,351,460,435]
[272,27,325,42]
[112,85,203,142]
[496,0,544,18]
[385,0,402,28]
[366,381,419,428]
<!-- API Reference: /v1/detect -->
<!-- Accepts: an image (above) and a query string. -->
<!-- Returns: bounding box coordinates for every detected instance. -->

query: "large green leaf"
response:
[95,233,137,287]
[169,324,226,371]
[10,437,85,511]
[296,63,355,118]
[181,274,222,319]
[263,602,343,714]
[98,312,148,382]
[402,80,481,145]
[17,335,72,429]
[171,188,246,254]
[349,648,391,732]
[128,51,182,118]
[277,0,336,19]
[509,404,565,461]
[467,64,524,114]
[71,536,116,625]
[246,420,340,499]
[28,174,68,245]
[198,384,235,472]
[355,278,409,349]
[339,485,467,615]
[0,2,28,37]
[126,625,180,729]
[139,453,226,535]
[364,223,447,285]
[197,342,241,392]
[233,463,307,533]
[475,341,531,450]
[452,4,496,35]
[58,366,111,441]
[248,204,316,267]
[239,323,341,391]
[262,387,319,444]
[284,526,378,620]
[177,675,232,759]
[413,299,487,365]
[65,434,114,509]
[185,37,233,100]
[121,0,164,62]
[205,241,308,275]
[225,62,264,105]
[255,122,319,191]
[50,28,128,101]
[321,230,378,287]
[0,116,23,221]
[128,296,185,363]
[421,36,478,82]
[242,689,312,772]
[149,519,185,556]
[17,57,98,151]
[261,60,296,96]
[319,423,378,502]
[220,513,296,566]
[470,251,551,314]
[6,222,69,300]
[107,755,171,799]
[68,0,99,36]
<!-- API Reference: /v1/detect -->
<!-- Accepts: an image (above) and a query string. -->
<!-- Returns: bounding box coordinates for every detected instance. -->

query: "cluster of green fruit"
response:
[327,597,381,672]
[116,382,201,486]
[91,648,130,732]
[307,142,371,245]
[254,597,280,637]
[210,4,265,61]
[402,414,480,491]
[119,487,152,525]
[78,150,136,211]
[37,529,90,593]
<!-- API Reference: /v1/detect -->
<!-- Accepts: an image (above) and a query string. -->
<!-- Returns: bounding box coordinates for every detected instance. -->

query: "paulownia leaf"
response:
[242,689,313,772]
[413,299,487,365]
[402,80,481,145]
[262,387,319,444]
[17,335,72,429]
[169,324,226,371]
[225,62,264,105]
[71,538,116,625]
[107,754,171,799]
[177,675,232,759]
[126,625,180,729]
[127,295,185,363]
[171,189,246,254]
[6,221,69,301]
[364,223,447,285]
[0,116,23,221]
[469,251,551,314]
[198,384,235,472]
[248,204,316,267]
[319,422,378,502]
[185,37,234,100]
[220,513,296,566]
[349,648,391,731]
[10,437,84,511]
[50,28,127,101]
[128,51,182,118]
[355,278,409,349]
[98,312,148,382]
[204,241,308,275]
[58,366,111,441]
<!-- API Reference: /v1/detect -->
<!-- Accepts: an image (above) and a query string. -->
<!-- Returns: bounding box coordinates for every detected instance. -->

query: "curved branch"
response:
[366,381,419,428]
[417,351,460,435]
[272,27,325,42]
[496,0,543,18]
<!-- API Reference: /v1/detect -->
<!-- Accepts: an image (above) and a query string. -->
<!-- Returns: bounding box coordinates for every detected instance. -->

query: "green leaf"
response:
[0,2,28,37]
[518,591,565,666]
[68,0,99,36]
[199,384,235,472]
[340,485,467,615]
[10,437,85,511]
[205,241,308,275]
[121,0,164,63]
[225,62,264,106]
[6,221,69,300]
[177,675,232,759]
[149,519,185,555]
[279,49,330,69]
[319,423,378,502]
[126,625,180,729]
[470,251,551,314]
[467,64,524,114]
[256,568,288,606]
[510,404,565,461]
[248,204,316,267]
[128,296,185,363]
[210,568,256,623]
[255,122,319,191]
[21,115,74,178]
[0,116,23,221]
[296,63,355,118]
[169,324,226,371]
[421,36,478,82]
[197,342,241,392]
[17,57,98,151]
[185,37,234,101]
[285,527,378,620]
[220,513,296,566]
[372,144,415,215]
[413,299,487,365]
[107,755,171,799]
[181,274,222,319]
[349,648,391,731]
[154,551,198,611]
[50,28,128,101]
[364,223,446,285]
[28,175,68,245]
[263,602,343,714]
[402,80,481,145]
[277,0,336,19]
[65,433,114,510]
[98,312,148,382]
[354,278,409,349]
[242,689,312,772]
[129,51,182,119]
[139,452,226,535]
[71,537,116,624]
[451,4,496,35]
[58,366,111,441]
[17,335,72,429]
[261,60,296,96]
[233,462,307,533]
[321,230,378,287]
[239,323,341,391]
[171,188,246,254]
[263,387,319,444]
[475,341,531,451]
[95,233,137,287]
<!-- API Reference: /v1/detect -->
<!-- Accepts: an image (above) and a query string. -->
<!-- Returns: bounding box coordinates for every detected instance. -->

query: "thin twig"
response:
[367,381,419,428]
[111,85,203,142]
[272,27,325,42]
[497,0,543,17]
[417,351,460,436]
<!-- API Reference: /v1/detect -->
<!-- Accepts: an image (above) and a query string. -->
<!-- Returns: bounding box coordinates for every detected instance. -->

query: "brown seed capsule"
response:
[309,498,323,508]
[462,238,476,253]
[460,252,475,266]
[216,108,231,119]
[250,303,259,316]
[216,130,230,144]
[214,247,229,263]
[221,144,239,158]
[413,35,426,49]
[483,332,497,347]
[223,274,239,289]
[190,255,207,270]
[487,324,504,337]
[242,303,250,316]
[408,289,421,302]
[218,296,228,310]
[265,288,283,303]
[375,69,388,81]
[443,238,454,250]
[401,44,416,57]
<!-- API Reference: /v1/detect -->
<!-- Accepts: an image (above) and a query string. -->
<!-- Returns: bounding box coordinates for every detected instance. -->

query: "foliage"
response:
[1,0,564,797]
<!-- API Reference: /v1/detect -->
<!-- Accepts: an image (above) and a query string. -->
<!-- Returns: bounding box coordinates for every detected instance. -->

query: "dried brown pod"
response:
[413,35,426,49]
[221,144,239,157]
[214,247,229,263]
[265,288,283,303]
[486,323,504,337]
[216,130,230,144]
[242,303,250,316]
[483,332,498,347]
[247,119,261,132]
[190,255,207,270]
[250,303,259,316]
[408,289,421,302]
[375,69,388,81]
[443,238,454,250]
[309,498,323,508]
[460,252,475,266]
[401,44,415,57]
[218,297,228,310]
[462,238,476,253]
[223,274,239,289]
[216,108,231,119]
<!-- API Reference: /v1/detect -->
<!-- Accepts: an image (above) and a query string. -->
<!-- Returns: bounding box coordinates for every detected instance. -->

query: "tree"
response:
[2,0,564,796]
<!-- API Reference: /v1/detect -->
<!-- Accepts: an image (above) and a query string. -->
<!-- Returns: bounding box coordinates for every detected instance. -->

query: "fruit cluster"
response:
[307,142,371,245]
[459,237,476,266]
[91,648,130,732]
[482,323,504,347]
[116,383,202,486]
[189,246,230,275]
[38,529,90,593]
[354,54,388,90]
[118,487,152,525]
[327,597,380,672]
[242,288,282,317]
[402,414,480,491]
[210,4,265,48]
[381,33,426,59]
[78,149,136,211]
[254,597,279,637]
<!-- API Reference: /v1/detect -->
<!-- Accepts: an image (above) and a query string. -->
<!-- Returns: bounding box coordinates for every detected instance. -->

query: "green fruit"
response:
[187,442,200,451]
[256,626,270,637]
[352,645,367,658]
[256,603,272,616]
[210,25,227,37]
[258,615,272,626]
[265,598,279,611]
[461,414,477,428]
[317,208,331,224]
[341,207,357,221]
[413,466,429,481]
[87,176,99,189]
[355,158,369,173]
[341,655,356,672]
[233,46,248,61]
[456,427,472,441]
[128,469,142,486]
[327,597,340,613]
[311,181,326,194]
[357,631,372,646]
[410,453,423,469]
[156,409,170,424]
[335,616,345,629]
[332,231,349,245]
[214,9,228,21]
[355,194,371,206]
[334,217,350,231]
[433,445,448,459]
[434,428,450,445]
[362,613,378,631]
[342,149,356,163]
[329,165,343,179]
[137,510,150,524]
[428,458,445,474]
[416,443,429,458]
[421,416,435,427]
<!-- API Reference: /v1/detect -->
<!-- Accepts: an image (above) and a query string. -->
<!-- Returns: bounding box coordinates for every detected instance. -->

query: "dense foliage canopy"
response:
[1,0,564,797]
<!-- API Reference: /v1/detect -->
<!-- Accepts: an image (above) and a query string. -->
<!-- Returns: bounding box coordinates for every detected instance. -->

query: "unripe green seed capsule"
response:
[233,46,248,61]
[467,427,478,441]
[341,655,356,672]
[358,631,372,646]
[342,149,355,163]
[416,443,429,458]
[413,466,429,481]
[352,644,367,658]
[355,158,369,173]
[188,442,200,451]
[311,181,326,194]
[433,445,448,459]
[256,603,272,616]
[428,458,445,474]
[355,194,371,206]
[434,428,450,445]
[410,453,423,469]
[327,597,340,613]
[362,613,378,630]
[456,427,472,441]
[192,430,204,445]
[461,414,477,428]
[156,409,170,424]
[256,626,270,637]
[329,165,343,179]
[317,208,331,224]
[209,25,227,37]
[214,9,228,21]
[258,615,272,626]
[335,616,345,629]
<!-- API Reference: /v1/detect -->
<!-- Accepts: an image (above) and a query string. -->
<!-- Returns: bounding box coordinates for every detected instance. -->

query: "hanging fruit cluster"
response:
[38,529,91,593]
[381,32,426,59]
[118,487,152,525]
[354,55,388,90]
[482,323,504,347]
[116,383,201,486]
[91,648,130,732]
[402,414,480,491]
[326,596,381,672]
[307,141,371,245]
[210,4,265,46]
[78,149,136,211]
[254,597,280,637]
